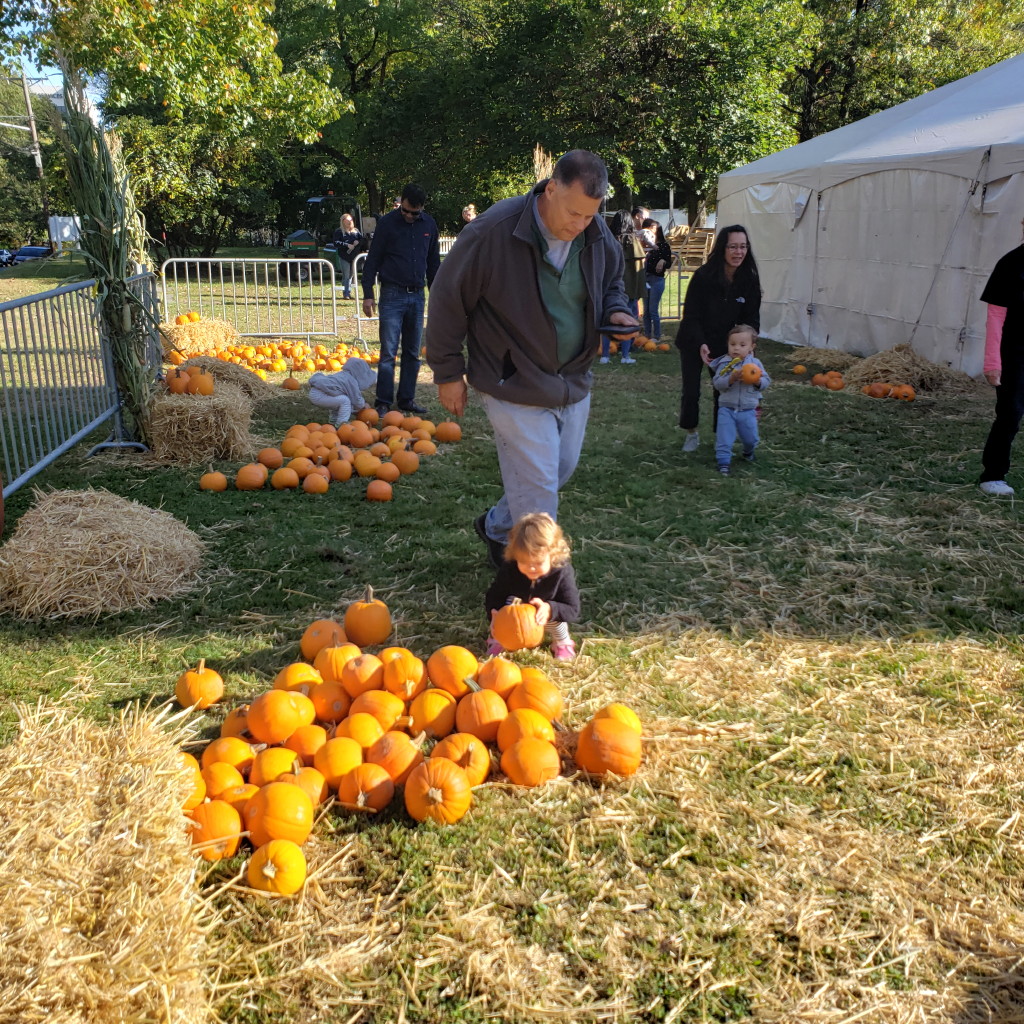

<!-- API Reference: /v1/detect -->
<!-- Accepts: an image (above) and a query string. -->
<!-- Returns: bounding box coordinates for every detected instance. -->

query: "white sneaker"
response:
[620,357,636,365]
[682,432,700,453]
[599,357,610,364]
[980,479,1015,496]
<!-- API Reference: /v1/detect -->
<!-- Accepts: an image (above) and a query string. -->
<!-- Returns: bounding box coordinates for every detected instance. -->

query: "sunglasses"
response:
[400,205,423,219]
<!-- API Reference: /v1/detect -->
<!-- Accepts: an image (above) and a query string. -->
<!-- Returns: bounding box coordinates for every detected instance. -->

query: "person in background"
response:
[705,324,770,475]
[599,210,645,365]
[361,183,440,416]
[642,218,673,342]
[425,149,635,568]
[485,512,580,661]
[461,204,477,228]
[331,213,363,300]
[676,225,762,453]
[978,215,1024,496]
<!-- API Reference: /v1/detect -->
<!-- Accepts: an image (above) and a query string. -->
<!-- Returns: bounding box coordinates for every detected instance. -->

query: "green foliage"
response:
[784,0,1024,141]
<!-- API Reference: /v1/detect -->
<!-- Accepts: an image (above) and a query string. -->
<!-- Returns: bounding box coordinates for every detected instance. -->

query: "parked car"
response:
[12,245,53,265]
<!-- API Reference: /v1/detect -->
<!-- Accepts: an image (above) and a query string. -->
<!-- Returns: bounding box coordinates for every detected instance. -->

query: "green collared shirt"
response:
[532,222,587,368]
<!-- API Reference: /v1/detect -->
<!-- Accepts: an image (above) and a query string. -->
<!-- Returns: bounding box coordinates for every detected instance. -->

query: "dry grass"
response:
[0,697,214,1024]
[785,346,861,371]
[180,356,275,401]
[843,343,983,395]
[147,383,255,464]
[0,488,204,619]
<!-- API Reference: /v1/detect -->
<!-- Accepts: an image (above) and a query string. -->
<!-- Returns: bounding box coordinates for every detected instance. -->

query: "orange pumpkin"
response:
[426,645,479,698]
[455,689,508,744]
[366,479,393,501]
[280,766,330,806]
[382,649,427,702]
[343,587,392,647]
[283,723,329,766]
[200,735,256,775]
[201,761,245,799]
[199,471,228,492]
[313,736,364,789]
[337,762,395,812]
[349,689,405,731]
[312,642,362,684]
[271,466,301,489]
[390,449,419,475]
[575,718,642,777]
[593,703,642,735]
[500,737,561,788]
[258,447,284,469]
[188,799,242,861]
[404,758,472,824]
[219,705,250,738]
[235,463,266,491]
[507,677,564,723]
[407,688,457,739]
[490,599,544,651]
[739,363,762,386]
[249,746,302,787]
[181,751,205,810]
[247,690,314,745]
[891,383,916,401]
[175,659,224,709]
[434,421,462,443]
[219,782,259,814]
[476,657,522,701]
[273,662,323,694]
[340,653,385,698]
[300,619,348,662]
[366,730,424,785]
[244,781,315,846]
[496,707,556,753]
[334,712,385,752]
[431,732,491,787]
[303,472,329,494]
[792,364,807,374]
[308,679,352,722]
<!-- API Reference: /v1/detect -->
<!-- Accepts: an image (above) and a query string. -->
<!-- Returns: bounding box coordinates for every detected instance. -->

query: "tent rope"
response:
[906,147,991,350]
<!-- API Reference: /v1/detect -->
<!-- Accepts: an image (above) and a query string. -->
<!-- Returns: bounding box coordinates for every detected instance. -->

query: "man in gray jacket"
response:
[425,150,636,568]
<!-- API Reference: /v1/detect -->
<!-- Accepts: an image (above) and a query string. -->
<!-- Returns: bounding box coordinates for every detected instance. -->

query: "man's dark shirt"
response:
[361,208,440,297]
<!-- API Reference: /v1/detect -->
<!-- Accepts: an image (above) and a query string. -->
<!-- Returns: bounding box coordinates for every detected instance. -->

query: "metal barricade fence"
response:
[160,258,342,341]
[0,272,162,499]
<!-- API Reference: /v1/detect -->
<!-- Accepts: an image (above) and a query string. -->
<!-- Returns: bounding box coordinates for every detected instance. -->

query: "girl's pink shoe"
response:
[485,636,505,656]
[550,640,576,662]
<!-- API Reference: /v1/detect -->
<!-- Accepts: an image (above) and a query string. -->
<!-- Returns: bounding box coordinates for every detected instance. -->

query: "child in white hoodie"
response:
[306,357,377,426]
[703,325,770,475]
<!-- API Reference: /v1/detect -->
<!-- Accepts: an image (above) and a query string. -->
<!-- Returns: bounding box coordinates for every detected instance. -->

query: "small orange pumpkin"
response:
[500,737,561,788]
[246,690,314,745]
[426,645,479,699]
[334,712,385,752]
[343,586,393,647]
[404,758,472,824]
[313,735,364,789]
[244,781,315,847]
[476,657,523,701]
[175,659,224,709]
[366,730,425,785]
[337,762,395,812]
[739,363,762,386]
[300,619,348,662]
[455,689,508,744]
[199,471,228,492]
[366,479,393,501]
[496,707,556,753]
[407,688,457,739]
[507,676,563,723]
[382,649,427,702]
[431,732,491,787]
[188,799,242,861]
[247,838,306,894]
[575,718,642,777]
[490,598,544,651]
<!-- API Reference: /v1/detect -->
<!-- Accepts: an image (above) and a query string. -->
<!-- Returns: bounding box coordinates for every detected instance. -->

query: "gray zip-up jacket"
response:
[308,357,377,422]
[425,180,630,408]
[710,353,770,412]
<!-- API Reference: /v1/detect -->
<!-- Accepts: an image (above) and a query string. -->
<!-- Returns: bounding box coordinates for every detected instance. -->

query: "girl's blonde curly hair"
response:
[504,512,571,568]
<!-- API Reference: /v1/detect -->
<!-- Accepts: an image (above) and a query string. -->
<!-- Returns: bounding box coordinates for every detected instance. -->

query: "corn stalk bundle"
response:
[54,63,154,445]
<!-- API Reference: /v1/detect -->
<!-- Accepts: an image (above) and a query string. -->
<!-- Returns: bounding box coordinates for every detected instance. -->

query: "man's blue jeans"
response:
[377,285,424,408]
[477,390,591,544]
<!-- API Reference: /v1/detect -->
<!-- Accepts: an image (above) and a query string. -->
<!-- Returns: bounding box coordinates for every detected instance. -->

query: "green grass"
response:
[4,310,1024,1020]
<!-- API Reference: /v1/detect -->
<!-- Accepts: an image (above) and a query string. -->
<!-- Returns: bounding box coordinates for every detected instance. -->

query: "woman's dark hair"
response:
[706,224,759,283]
[642,218,666,246]
[609,210,634,244]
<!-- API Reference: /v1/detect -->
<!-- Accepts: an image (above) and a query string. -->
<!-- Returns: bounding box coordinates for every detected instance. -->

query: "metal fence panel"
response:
[160,258,342,340]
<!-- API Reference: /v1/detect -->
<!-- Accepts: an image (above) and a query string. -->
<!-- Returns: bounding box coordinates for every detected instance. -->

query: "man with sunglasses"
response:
[361,183,440,416]
[425,150,636,568]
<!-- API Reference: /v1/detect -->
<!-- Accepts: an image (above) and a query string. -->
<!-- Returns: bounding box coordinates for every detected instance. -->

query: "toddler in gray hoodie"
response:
[703,325,770,475]
[307,356,377,426]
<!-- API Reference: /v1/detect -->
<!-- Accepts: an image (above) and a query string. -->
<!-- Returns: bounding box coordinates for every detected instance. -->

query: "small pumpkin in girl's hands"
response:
[491,598,545,652]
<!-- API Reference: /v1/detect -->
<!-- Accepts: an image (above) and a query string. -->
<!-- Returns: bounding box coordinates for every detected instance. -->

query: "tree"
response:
[785,0,1024,141]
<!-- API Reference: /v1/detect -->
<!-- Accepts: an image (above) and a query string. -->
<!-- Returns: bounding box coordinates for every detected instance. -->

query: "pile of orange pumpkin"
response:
[179,590,643,896]
[199,410,462,501]
[167,336,376,381]
[164,366,216,396]
[810,370,846,390]
[860,382,916,401]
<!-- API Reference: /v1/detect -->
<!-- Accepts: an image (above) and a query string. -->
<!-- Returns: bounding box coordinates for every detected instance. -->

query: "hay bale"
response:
[159,318,240,359]
[181,356,274,401]
[0,489,204,619]
[785,346,861,371]
[0,698,215,1023]
[843,342,982,394]
[148,383,255,464]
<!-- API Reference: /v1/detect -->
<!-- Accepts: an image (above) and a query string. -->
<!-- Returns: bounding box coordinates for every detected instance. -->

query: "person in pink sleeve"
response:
[978,217,1024,497]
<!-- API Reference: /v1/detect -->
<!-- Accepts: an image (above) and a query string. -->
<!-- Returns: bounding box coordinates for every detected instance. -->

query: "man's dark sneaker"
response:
[474,513,505,570]
[374,402,391,417]
[400,401,428,415]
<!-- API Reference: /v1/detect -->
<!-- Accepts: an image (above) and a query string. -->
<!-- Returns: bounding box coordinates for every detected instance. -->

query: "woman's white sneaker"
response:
[682,432,700,453]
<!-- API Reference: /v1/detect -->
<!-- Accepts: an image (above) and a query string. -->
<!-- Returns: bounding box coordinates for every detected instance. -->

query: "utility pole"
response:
[20,68,53,251]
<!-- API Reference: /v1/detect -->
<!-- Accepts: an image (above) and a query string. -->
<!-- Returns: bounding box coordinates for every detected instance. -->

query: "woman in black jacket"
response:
[675,225,761,452]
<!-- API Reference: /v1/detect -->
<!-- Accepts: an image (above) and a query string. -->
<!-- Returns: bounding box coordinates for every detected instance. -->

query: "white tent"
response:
[717,53,1024,375]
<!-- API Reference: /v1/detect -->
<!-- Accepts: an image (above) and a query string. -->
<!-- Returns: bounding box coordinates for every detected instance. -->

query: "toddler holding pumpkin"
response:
[307,356,377,427]
[484,513,580,661]
[703,324,770,475]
